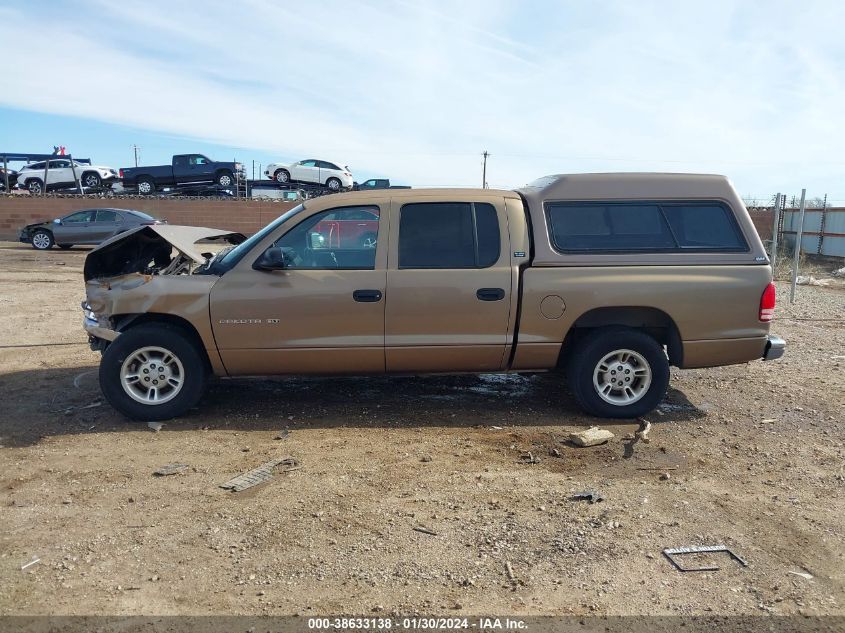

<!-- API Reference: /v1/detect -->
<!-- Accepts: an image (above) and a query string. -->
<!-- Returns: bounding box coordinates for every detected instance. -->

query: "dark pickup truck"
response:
[353,178,411,191]
[120,154,245,195]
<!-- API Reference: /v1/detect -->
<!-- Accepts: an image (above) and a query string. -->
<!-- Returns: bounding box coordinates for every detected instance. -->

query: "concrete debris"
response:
[832,266,845,277]
[274,429,290,440]
[519,452,541,464]
[570,490,604,504]
[420,455,433,463]
[569,427,614,447]
[636,418,652,444]
[153,463,189,476]
[219,457,298,492]
[787,570,814,580]
[796,275,833,287]
[147,421,164,432]
[505,561,517,582]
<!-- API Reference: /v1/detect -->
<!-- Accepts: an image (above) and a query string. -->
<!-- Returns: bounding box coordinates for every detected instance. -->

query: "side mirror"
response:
[253,246,288,271]
[53,218,62,225]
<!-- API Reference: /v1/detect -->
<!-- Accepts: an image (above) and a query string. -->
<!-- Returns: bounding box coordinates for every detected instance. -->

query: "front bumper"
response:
[82,302,119,342]
[762,335,785,361]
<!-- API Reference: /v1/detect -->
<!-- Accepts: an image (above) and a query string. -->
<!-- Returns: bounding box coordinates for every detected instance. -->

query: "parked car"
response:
[20,208,165,250]
[18,160,118,194]
[0,166,19,190]
[82,173,785,422]
[120,154,245,194]
[353,178,410,191]
[264,159,353,191]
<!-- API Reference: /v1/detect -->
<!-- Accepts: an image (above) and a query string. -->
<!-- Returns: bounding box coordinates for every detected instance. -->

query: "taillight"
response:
[759,283,776,322]
[119,168,124,178]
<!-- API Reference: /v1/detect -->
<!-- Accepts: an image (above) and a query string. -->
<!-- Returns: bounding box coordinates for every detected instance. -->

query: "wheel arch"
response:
[112,313,213,372]
[558,306,683,367]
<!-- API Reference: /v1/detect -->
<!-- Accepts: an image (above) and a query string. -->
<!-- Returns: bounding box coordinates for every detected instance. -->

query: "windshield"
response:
[211,204,305,274]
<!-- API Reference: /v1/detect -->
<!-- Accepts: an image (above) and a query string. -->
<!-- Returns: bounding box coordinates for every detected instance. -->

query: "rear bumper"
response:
[762,335,785,361]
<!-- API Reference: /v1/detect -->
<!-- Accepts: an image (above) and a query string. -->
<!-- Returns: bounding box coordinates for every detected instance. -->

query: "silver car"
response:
[19,208,165,250]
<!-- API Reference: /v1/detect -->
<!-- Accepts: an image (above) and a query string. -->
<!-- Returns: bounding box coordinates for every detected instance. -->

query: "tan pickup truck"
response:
[82,173,784,421]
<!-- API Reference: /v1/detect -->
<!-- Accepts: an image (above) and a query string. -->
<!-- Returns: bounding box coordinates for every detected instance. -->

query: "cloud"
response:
[1,0,844,193]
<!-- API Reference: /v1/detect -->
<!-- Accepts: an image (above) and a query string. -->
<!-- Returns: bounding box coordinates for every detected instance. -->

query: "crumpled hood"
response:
[84,224,245,281]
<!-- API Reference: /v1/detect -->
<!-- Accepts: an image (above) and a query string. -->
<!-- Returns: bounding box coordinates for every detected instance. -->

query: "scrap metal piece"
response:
[662,545,749,572]
[570,490,603,504]
[153,463,189,476]
[219,457,298,492]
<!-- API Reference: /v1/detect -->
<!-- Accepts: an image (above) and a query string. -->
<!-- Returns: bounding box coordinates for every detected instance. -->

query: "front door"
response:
[54,209,96,243]
[385,198,513,372]
[292,160,319,184]
[209,203,387,375]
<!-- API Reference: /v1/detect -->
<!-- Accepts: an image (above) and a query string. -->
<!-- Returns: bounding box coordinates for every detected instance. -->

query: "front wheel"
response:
[567,328,669,418]
[27,179,44,195]
[99,324,208,421]
[274,169,290,184]
[216,171,234,187]
[31,229,54,250]
[82,172,101,188]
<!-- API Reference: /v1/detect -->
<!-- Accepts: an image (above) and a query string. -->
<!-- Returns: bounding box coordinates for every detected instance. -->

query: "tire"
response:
[216,171,234,187]
[274,169,290,184]
[58,244,73,250]
[82,172,101,188]
[137,177,155,195]
[31,229,54,250]
[359,232,377,249]
[326,177,341,191]
[566,328,669,418]
[99,324,209,421]
[27,179,44,195]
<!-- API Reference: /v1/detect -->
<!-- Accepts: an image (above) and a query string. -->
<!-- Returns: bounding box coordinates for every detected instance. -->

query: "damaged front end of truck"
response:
[82,225,244,353]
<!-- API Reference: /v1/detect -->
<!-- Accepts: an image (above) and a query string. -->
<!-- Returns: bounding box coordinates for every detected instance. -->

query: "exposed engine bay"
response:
[83,225,245,281]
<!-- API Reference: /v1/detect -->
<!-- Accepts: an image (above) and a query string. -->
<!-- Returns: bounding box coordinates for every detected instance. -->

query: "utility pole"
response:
[133,145,139,167]
[481,150,489,188]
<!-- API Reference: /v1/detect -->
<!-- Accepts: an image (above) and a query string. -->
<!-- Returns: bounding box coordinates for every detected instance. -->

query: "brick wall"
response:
[747,207,774,241]
[0,194,297,241]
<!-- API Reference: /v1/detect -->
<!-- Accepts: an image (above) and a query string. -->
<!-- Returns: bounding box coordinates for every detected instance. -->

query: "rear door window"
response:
[398,202,500,269]
[546,201,747,253]
[96,210,118,223]
[661,204,747,250]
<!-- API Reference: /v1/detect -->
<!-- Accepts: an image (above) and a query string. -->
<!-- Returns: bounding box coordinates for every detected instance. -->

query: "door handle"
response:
[353,289,382,302]
[476,288,505,301]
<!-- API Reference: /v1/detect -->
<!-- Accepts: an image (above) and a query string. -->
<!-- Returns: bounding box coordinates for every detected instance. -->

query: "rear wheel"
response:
[326,177,341,191]
[31,229,54,250]
[27,179,44,194]
[274,169,290,184]
[137,177,155,195]
[567,328,669,418]
[99,324,208,421]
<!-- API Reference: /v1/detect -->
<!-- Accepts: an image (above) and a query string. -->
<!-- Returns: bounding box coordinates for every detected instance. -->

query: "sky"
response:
[1,0,844,201]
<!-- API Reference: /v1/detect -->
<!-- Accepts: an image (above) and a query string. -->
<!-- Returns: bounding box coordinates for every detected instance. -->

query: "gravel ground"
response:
[0,241,843,617]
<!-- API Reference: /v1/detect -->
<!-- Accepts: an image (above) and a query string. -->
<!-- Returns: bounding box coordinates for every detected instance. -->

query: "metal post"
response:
[789,188,807,304]
[481,151,488,188]
[2,156,8,193]
[817,193,827,255]
[133,145,139,167]
[68,154,83,195]
[42,157,50,196]
[770,193,781,271]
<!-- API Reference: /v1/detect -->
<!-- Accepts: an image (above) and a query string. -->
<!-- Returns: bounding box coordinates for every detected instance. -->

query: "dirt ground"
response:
[0,240,843,617]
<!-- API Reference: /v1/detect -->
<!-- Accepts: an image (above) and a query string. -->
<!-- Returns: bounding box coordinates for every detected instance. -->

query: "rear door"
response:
[385,197,513,372]
[87,209,122,243]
